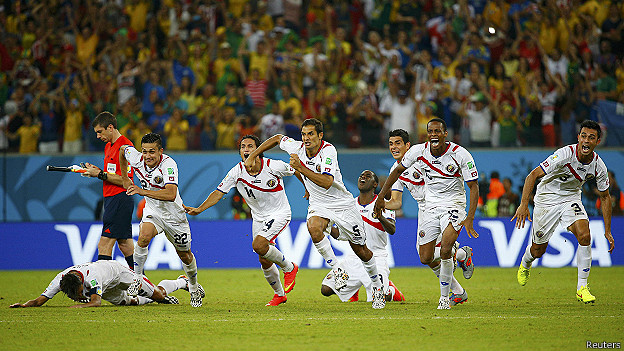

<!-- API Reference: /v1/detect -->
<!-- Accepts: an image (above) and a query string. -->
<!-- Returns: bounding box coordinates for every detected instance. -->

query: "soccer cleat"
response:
[371,286,386,309]
[283,263,299,294]
[189,289,203,307]
[576,285,596,304]
[517,264,531,286]
[388,280,405,301]
[437,296,451,310]
[348,290,359,302]
[127,276,142,297]
[458,246,474,279]
[333,267,349,291]
[449,290,468,306]
[158,295,179,304]
[266,294,287,306]
[178,275,205,298]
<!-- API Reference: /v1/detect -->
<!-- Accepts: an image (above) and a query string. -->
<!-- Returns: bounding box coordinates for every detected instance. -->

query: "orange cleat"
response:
[348,290,359,302]
[266,294,287,306]
[389,280,405,301]
[283,263,298,294]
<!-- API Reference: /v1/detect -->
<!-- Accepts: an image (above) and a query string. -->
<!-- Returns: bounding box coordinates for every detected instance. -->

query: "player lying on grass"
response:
[321,170,405,303]
[9,260,187,308]
[512,120,615,303]
[184,135,299,307]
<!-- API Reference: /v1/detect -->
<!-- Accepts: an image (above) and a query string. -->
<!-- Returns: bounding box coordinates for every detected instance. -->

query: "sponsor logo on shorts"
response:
[154,175,163,184]
[267,179,276,187]
[446,164,456,173]
[419,230,425,238]
[316,165,321,172]
[536,230,544,238]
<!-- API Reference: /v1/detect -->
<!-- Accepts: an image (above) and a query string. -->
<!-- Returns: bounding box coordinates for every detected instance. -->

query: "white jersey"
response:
[125,146,186,222]
[42,261,127,300]
[279,136,354,209]
[535,144,609,207]
[355,195,395,256]
[217,157,294,221]
[390,161,426,211]
[401,141,478,210]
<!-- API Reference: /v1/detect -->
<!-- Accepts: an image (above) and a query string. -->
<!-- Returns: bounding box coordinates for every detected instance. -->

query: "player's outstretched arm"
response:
[69,294,101,308]
[119,145,133,189]
[184,189,226,215]
[598,189,615,253]
[384,191,403,210]
[374,164,406,218]
[244,134,284,171]
[9,295,49,308]
[290,153,333,189]
[512,166,545,228]
[294,171,309,199]
[379,216,396,235]
[462,180,480,238]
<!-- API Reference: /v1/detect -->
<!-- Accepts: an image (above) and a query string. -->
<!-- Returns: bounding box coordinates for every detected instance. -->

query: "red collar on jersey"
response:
[572,144,595,165]
[358,194,378,206]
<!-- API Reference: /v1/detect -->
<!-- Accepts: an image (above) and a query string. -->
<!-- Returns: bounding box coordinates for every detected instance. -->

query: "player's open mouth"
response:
[430,138,440,147]
[581,145,590,152]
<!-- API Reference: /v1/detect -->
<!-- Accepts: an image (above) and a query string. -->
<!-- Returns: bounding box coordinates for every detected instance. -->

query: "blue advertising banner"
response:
[1,218,621,270]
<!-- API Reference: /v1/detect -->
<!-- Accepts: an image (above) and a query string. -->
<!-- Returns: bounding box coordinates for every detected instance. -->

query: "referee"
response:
[84,112,135,269]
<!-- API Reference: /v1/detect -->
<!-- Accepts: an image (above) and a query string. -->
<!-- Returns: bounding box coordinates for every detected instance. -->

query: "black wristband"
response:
[98,170,108,181]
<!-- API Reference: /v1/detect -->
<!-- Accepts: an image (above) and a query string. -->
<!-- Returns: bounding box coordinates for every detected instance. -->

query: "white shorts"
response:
[252,215,291,243]
[102,268,156,305]
[322,254,390,302]
[142,207,192,251]
[417,206,466,246]
[307,204,366,246]
[532,201,588,244]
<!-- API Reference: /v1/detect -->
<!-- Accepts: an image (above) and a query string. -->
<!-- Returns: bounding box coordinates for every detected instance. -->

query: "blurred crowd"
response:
[1,0,624,154]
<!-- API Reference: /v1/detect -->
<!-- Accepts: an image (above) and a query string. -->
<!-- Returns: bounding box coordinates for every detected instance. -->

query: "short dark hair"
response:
[302,118,323,134]
[579,120,601,139]
[389,129,410,144]
[427,117,447,131]
[92,111,117,129]
[141,133,163,148]
[370,170,379,184]
[491,171,500,179]
[240,134,264,158]
[60,272,83,301]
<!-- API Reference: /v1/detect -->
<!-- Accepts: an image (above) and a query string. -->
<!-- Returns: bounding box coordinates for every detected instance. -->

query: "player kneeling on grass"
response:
[512,120,615,303]
[119,133,204,307]
[321,170,405,303]
[184,135,299,307]
[9,261,186,308]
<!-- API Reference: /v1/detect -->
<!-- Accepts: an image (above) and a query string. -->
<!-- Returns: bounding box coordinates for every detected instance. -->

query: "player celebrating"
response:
[512,120,615,303]
[9,260,186,308]
[184,135,299,307]
[374,119,480,310]
[321,170,405,303]
[384,129,473,306]
[82,112,135,268]
[246,118,387,309]
[119,133,204,307]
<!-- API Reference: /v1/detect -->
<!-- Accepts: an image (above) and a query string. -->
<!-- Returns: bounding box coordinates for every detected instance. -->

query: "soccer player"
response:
[374,119,480,310]
[184,135,299,307]
[9,260,185,308]
[384,129,473,306]
[246,118,387,309]
[512,120,615,303]
[321,170,405,303]
[82,111,135,268]
[119,133,204,307]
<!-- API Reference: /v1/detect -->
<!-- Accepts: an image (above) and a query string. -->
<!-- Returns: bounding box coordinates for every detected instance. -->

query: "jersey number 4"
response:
[244,186,256,199]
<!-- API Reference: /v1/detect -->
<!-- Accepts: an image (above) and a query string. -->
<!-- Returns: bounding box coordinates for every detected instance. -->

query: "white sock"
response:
[577,244,592,289]
[263,264,285,296]
[440,258,453,298]
[362,257,382,288]
[136,296,153,305]
[182,255,199,291]
[431,263,441,277]
[133,244,148,276]
[455,247,467,262]
[314,236,338,267]
[451,276,464,295]
[521,245,535,269]
[158,278,187,295]
[433,246,441,263]
[262,245,294,272]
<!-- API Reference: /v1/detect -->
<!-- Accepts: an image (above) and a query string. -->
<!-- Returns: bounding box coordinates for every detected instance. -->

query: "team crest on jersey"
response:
[154,175,163,184]
[446,164,456,173]
[316,164,321,172]
[413,171,421,179]
[536,231,544,238]
[266,179,277,188]
[419,230,425,238]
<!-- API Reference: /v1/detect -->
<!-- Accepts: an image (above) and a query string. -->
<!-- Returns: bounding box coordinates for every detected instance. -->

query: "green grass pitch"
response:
[1,267,623,351]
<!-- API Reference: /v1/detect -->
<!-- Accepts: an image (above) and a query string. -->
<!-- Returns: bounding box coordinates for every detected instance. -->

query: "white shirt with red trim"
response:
[279,136,354,209]
[125,146,186,220]
[350,195,395,257]
[42,261,128,300]
[535,144,609,206]
[217,158,294,221]
[401,141,479,210]
[390,161,426,211]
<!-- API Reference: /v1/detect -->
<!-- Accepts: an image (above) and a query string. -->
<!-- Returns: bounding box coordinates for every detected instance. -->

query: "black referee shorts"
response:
[102,192,134,240]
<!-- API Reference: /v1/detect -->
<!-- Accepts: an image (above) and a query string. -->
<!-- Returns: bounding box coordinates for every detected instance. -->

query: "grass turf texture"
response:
[1,267,623,351]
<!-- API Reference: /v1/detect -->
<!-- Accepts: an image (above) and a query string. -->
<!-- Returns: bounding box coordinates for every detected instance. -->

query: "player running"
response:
[119,133,204,307]
[184,135,299,307]
[512,120,615,303]
[321,170,405,303]
[374,119,480,310]
[246,118,387,309]
[384,129,473,306]
[9,260,186,308]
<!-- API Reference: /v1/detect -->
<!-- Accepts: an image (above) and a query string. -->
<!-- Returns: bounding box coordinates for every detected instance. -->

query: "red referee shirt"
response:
[103,135,134,197]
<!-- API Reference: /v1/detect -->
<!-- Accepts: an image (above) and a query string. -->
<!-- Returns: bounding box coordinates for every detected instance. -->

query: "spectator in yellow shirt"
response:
[62,98,84,154]
[11,114,40,154]
[164,109,189,151]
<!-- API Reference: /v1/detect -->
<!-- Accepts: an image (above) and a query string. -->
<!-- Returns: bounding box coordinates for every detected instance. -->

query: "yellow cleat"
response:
[576,286,596,303]
[517,264,530,286]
